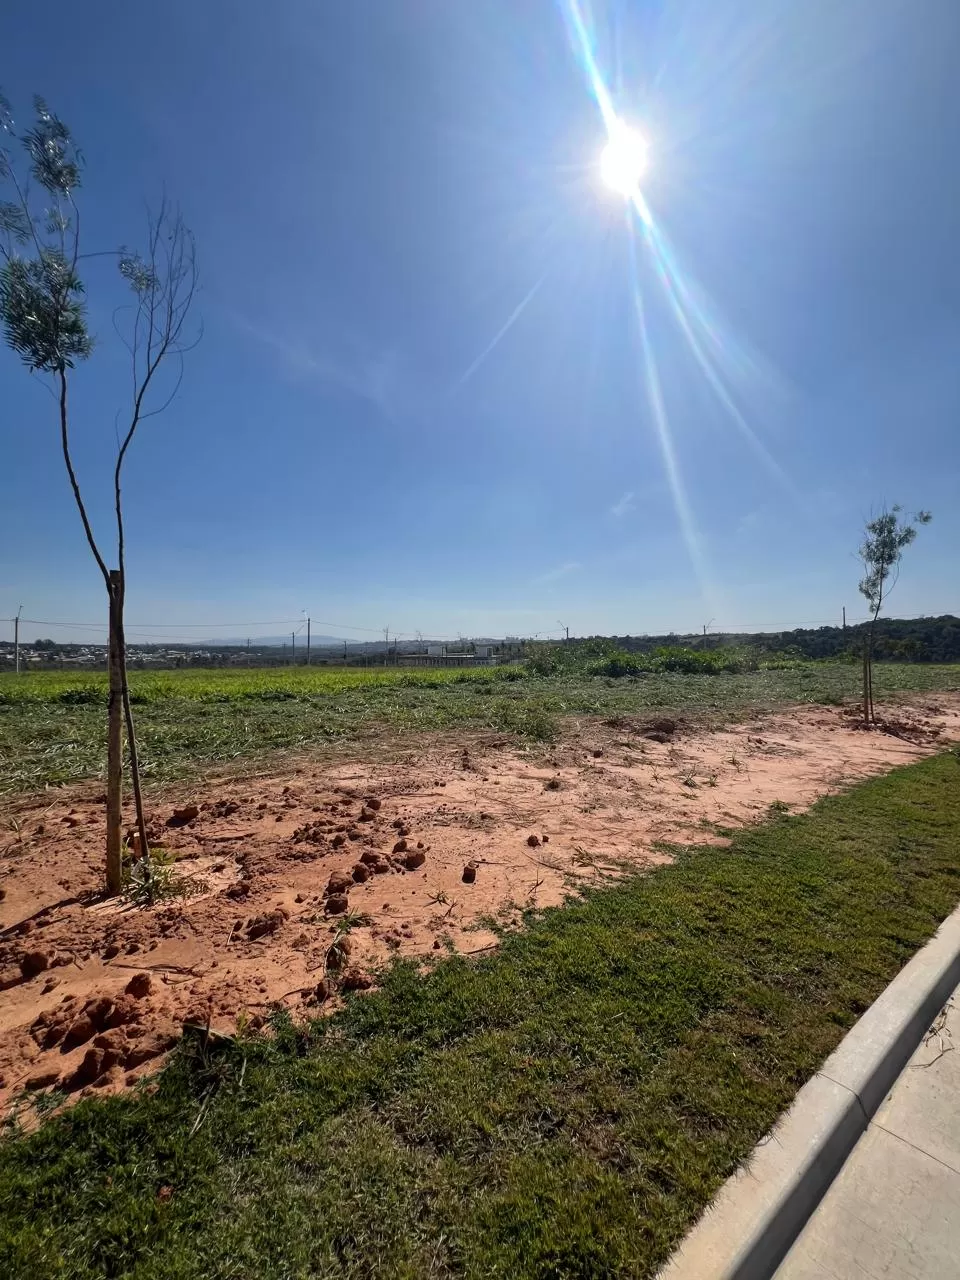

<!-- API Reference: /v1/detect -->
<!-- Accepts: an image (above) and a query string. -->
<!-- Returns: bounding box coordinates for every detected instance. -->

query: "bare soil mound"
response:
[1,697,957,1113]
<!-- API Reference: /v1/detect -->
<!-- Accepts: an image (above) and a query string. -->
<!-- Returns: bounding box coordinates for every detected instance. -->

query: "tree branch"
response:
[58,365,110,588]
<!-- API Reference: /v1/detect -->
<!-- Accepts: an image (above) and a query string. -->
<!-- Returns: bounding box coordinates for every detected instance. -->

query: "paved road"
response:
[775,985,960,1279]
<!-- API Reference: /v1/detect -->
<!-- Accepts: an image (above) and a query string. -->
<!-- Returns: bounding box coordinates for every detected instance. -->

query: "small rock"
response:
[462,862,478,884]
[432,939,441,950]
[124,972,153,1000]
[102,943,121,960]
[93,1029,128,1054]
[325,893,349,915]
[326,871,353,896]
[167,804,200,827]
[352,863,370,883]
[246,910,285,941]
[371,858,390,874]
[392,838,408,854]
[83,996,116,1031]
[17,920,35,936]
[51,952,74,967]
[416,841,425,849]
[313,978,331,1002]
[20,949,51,980]
[70,1047,106,1087]
[592,748,603,758]
[359,849,382,866]
[104,994,140,1029]
[347,828,363,841]
[41,976,61,994]
[25,1066,61,1090]
[365,797,382,811]
[403,849,426,870]
[358,808,376,823]
[341,969,373,992]
[295,892,306,903]
[542,835,549,844]
[123,1026,178,1069]
[331,833,346,848]
[62,1014,96,1051]
[526,834,540,848]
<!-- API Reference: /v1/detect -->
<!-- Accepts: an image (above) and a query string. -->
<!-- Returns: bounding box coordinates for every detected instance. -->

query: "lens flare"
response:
[559,0,798,597]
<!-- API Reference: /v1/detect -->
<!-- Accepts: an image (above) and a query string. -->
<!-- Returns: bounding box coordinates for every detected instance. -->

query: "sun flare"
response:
[600,123,648,196]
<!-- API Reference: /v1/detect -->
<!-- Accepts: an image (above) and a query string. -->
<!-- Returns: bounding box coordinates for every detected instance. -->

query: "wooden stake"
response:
[106,571,123,894]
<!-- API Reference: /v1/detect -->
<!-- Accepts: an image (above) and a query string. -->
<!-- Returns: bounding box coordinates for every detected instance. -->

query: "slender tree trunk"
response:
[867,611,880,725]
[106,571,124,894]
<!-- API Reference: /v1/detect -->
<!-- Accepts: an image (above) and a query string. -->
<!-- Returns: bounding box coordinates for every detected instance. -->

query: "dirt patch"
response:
[1,697,957,1114]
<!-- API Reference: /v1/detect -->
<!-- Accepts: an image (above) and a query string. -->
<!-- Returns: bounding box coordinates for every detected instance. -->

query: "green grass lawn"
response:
[2,752,959,1279]
[1,661,957,796]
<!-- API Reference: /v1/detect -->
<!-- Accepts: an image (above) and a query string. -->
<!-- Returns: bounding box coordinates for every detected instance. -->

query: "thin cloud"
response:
[230,312,415,422]
[534,561,582,585]
[610,491,635,518]
[453,273,546,391]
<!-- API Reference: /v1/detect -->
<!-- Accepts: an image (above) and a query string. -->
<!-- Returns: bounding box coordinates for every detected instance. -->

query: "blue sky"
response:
[2,0,958,645]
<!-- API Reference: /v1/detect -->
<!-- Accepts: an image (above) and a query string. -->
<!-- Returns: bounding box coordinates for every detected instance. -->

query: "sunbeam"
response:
[562,0,619,133]
[634,193,799,498]
[561,0,795,506]
[627,224,715,609]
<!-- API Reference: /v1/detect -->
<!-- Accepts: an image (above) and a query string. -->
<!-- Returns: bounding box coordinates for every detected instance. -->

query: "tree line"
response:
[585,615,960,664]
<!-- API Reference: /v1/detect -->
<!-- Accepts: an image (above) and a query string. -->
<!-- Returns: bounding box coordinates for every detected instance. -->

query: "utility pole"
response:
[306,617,311,666]
[14,604,22,675]
[842,606,846,631]
[291,631,296,664]
[557,620,569,642]
[383,626,389,666]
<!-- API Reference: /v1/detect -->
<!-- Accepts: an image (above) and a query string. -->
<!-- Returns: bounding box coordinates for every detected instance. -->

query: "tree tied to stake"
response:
[0,90,200,893]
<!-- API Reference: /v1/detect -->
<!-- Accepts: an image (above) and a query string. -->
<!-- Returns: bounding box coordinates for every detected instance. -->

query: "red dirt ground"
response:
[2,696,957,1114]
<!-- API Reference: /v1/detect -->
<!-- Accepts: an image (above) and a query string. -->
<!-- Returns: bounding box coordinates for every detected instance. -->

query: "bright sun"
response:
[600,124,648,197]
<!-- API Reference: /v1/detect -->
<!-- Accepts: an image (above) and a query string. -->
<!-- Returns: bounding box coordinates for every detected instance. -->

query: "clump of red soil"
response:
[1,697,957,1115]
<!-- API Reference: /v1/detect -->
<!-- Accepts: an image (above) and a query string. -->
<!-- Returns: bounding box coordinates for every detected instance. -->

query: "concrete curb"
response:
[658,900,960,1280]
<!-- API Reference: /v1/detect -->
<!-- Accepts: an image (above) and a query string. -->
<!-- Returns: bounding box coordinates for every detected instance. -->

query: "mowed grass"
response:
[1,661,958,796]
[2,753,959,1278]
